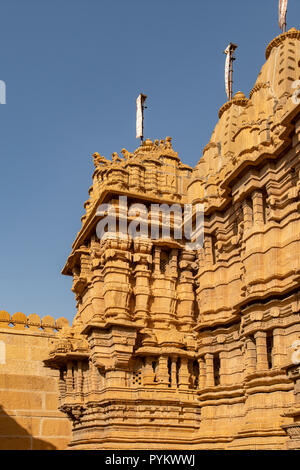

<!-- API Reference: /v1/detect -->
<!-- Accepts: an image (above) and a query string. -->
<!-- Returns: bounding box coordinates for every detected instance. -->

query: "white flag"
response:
[136,94,146,139]
[224,45,231,100]
[279,0,288,30]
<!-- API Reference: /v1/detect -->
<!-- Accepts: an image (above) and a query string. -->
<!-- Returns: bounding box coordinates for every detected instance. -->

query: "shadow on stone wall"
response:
[0,405,56,450]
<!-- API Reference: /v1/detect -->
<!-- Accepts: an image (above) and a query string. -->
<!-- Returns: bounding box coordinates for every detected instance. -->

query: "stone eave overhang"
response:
[43,351,89,368]
[62,187,190,276]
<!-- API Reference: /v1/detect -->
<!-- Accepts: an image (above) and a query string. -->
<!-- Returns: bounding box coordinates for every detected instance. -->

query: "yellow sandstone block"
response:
[0,391,43,411]
[41,418,71,437]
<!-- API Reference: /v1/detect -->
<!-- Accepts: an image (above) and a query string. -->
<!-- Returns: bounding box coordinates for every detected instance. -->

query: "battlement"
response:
[0,311,69,333]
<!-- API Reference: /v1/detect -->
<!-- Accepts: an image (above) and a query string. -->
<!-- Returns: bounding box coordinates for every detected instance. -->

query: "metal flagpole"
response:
[224,43,238,101]
[279,0,288,33]
[136,93,147,144]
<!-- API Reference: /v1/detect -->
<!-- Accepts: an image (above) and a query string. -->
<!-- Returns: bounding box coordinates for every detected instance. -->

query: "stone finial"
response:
[55,317,70,330]
[0,310,11,328]
[42,315,56,333]
[233,91,246,100]
[121,148,133,160]
[27,313,41,331]
[11,312,27,330]
[165,136,173,149]
[112,152,122,163]
[93,152,110,168]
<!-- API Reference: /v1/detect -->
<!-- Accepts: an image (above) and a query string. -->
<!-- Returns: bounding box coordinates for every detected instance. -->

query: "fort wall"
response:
[0,312,72,450]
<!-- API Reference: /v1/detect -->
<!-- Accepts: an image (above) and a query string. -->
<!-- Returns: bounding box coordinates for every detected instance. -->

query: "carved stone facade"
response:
[45,29,300,449]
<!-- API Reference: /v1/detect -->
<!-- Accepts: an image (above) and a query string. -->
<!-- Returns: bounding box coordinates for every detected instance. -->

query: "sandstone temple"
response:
[1,28,300,451]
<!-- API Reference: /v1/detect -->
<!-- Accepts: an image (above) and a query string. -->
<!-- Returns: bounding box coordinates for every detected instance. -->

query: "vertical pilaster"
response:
[255,331,268,371]
[252,190,264,226]
[143,357,155,385]
[170,356,178,388]
[273,328,286,368]
[242,198,253,231]
[178,357,190,390]
[198,356,206,389]
[245,336,257,375]
[205,353,215,387]
[157,355,169,388]
[204,236,213,265]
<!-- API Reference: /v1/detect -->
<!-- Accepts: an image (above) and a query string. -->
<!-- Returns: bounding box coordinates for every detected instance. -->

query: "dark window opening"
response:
[267,331,273,369]
[167,358,172,387]
[213,354,220,386]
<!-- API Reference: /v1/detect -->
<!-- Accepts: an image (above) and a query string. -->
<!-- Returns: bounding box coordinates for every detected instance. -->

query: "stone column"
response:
[170,356,178,388]
[153,246,161,275]
[157,355,169,388]
[272,328,286,368]
[245,336,257,375]
[198,356,206,389]
[219,351,227,386]
[205,353,215,387]
[89,360,99,392]
[204,236,213,265]
[143,357,155,385]
[66,361,74,393]
[77,361,84,395]
[177,251,196,331]
[252,190,264,226]
[254,331,269,371]
[178,357,190,390]
[102,236,132,321]
[242,198,253,231]
[133,240,152,326]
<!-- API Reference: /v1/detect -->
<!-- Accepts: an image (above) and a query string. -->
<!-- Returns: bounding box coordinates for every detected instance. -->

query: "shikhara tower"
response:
[45,29,300,450]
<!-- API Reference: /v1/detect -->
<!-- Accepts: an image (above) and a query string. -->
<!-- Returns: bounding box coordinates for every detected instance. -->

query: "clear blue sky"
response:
[0,0,299,323]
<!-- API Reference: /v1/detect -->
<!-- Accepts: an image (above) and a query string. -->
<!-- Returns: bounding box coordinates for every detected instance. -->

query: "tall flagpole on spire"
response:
[136,93,147,144]
[279,0,288,33]
[224,43,238,101]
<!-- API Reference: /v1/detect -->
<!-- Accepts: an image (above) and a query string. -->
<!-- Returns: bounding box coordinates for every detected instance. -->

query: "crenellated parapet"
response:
[0,311,69,333]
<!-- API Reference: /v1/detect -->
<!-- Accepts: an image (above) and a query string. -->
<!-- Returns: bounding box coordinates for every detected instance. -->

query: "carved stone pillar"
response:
[77,361,84,396]
[89,360,99,392]
[245,336,257,375]
[205,353,215,387]
[157,355,169,388]
[143,356,155,386]
[178,357,190,390]
[204,236,213,264]
[254,331,268,371]
[273,328,286,368]
[66,361,73,394]
[198,356,206,389]
[102,237,132,321]
[170,356,178,388]
[90,242,105,322]
[177,251,196,331]
[252,190,264,226]
[153,246,161,275]
[219,351,227,386]
[242,198,253,232]
[133,239,152,326]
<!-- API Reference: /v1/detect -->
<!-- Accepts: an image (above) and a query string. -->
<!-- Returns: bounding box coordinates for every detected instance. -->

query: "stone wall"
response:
[0,312,72,450]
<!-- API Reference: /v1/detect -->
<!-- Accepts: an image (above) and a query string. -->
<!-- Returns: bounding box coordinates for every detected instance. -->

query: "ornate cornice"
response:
[265,28,300,60]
